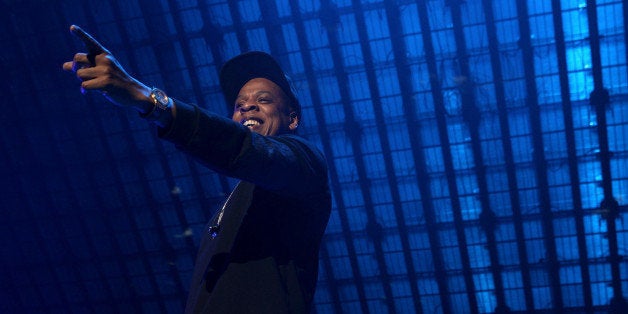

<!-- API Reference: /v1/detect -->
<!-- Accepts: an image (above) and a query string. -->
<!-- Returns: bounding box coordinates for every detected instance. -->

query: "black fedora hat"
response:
[219,51,300,118]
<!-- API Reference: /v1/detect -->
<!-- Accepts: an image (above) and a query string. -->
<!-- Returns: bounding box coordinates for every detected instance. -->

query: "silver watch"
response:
[150,87,171,111]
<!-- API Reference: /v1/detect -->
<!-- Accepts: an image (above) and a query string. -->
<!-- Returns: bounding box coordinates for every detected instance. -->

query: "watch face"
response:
[152,89,170,109]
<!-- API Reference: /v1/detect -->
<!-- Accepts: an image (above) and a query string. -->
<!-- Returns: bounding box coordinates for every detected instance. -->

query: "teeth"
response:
[243,119,260,127]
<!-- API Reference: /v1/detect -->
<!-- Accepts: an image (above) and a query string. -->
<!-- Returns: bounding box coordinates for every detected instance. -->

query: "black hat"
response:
[219,51,300,118]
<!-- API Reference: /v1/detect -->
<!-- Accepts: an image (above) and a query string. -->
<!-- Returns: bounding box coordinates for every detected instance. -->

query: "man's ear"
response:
[289,112,299,130]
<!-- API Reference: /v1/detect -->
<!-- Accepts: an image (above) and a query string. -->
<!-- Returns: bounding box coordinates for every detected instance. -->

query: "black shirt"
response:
[158,101,331,313]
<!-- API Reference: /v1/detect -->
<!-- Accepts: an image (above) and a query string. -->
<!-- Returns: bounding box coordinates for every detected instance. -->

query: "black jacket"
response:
[158,101,331,313]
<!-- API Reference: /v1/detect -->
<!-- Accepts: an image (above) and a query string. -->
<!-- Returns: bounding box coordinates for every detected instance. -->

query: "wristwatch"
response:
[142,87,172,121]
[150,87,171,111]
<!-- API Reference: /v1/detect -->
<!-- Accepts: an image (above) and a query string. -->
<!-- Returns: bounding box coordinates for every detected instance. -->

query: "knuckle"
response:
[98,54,112,64]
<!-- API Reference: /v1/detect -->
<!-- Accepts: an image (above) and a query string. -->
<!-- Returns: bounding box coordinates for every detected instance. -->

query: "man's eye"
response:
[258,98,271,103]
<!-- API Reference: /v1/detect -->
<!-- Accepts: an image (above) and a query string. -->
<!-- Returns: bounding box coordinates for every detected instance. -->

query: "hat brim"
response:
[219,51,299,116]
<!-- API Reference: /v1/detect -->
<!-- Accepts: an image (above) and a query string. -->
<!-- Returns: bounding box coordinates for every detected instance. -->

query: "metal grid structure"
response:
[1,0,627,313]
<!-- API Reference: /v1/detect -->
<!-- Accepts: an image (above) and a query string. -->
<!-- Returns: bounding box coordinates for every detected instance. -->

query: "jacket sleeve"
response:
[157,100,328,197]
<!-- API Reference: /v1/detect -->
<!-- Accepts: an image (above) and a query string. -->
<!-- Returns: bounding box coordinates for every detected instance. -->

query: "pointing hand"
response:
[63,25,152,112]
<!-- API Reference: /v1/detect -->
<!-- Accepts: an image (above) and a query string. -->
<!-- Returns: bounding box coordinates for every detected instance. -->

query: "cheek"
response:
[231,110,240,121]
[262,109,281,122]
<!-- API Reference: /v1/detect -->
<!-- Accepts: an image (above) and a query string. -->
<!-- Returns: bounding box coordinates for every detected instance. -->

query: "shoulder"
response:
[272,134,327,167]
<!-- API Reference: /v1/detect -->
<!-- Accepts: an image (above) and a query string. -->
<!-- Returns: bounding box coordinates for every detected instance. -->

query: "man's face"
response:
[232,78,298,136]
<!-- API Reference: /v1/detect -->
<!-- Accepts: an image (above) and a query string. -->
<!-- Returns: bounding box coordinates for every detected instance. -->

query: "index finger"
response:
[69,25,109,55]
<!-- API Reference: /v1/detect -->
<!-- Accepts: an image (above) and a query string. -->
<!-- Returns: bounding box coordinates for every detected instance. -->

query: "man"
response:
[63,25,331,313]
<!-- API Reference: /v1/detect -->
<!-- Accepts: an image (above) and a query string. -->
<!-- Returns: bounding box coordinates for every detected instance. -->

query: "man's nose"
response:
[239,102,258,112]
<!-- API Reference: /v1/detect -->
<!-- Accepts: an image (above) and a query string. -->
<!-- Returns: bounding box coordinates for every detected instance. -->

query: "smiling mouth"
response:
[242,118,262,128]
